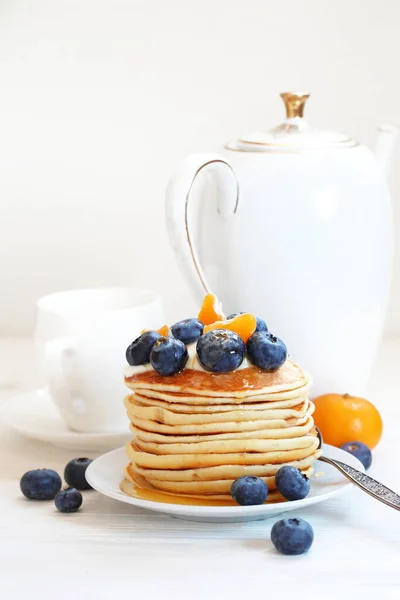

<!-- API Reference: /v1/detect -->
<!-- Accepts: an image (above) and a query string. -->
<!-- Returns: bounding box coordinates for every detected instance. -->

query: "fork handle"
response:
[319,456,400,511]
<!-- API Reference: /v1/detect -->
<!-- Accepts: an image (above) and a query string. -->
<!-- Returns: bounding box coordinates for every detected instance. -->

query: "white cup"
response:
[34,288,165,433]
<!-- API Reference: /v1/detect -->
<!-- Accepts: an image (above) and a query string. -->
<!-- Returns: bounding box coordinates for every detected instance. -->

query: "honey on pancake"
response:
[126,365,304,394]
[122,481,237,506]
[121,467,238,506]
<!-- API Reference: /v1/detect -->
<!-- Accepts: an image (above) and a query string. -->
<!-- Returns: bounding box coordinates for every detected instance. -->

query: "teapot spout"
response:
[374,124,399,176]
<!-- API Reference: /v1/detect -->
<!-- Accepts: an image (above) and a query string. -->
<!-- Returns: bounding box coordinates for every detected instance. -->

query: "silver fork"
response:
[316,431,400,511]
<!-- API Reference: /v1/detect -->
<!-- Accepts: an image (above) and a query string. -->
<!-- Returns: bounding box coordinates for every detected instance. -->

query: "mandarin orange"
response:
[140,325,169,336]
[203,313,257,343]
[198,294,225,325]
[312,393,382,449]
[157,325,169,336]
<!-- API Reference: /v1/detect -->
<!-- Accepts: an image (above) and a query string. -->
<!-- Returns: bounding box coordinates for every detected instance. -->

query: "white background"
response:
[0,0,399,333]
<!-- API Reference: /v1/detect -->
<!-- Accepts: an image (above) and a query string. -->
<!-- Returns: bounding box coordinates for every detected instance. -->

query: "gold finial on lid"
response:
[280,92,310,119]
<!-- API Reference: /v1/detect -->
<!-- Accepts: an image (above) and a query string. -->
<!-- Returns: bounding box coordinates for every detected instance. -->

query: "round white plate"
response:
[86,444,363,522]
[0,389,131,452]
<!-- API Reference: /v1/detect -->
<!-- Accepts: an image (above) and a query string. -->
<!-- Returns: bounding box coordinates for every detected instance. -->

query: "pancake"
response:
[128,441,320,468]
[123,464,286,503]
[125,395,310,425]
[125,360,311,399]
[135,433,318,455]
[132,452,318,482]
[131,386,312,405]
[126,398,313,436]
[137,468,315,494]
[130,392,305,413]
[130,414,309,436]
[130,416,315,443]
[122,358,319,504]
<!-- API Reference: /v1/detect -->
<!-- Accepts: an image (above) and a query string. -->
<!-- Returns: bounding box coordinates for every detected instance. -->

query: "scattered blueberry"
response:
[275,465,310,500]
[227,313,268,332]
[150,336,188,375]
[126,331,161,366]
[171,318,204,344]
[230,476,268,506]
[197,329,245,373]
[275,466,310,501]
[340,441,372,470]
[20,469,62,500]
[271,518,314,555]
[246,331,287,370]
[54,488,83,513]
[64,458,93,490]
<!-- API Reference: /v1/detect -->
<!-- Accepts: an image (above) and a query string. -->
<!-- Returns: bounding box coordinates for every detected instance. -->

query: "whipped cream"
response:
[124,341,252,377]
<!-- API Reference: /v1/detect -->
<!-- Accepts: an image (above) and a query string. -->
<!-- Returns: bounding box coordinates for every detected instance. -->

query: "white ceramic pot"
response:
[166,92,398,397]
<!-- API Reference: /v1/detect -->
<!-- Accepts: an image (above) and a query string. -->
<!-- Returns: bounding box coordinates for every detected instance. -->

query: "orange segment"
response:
[157,325,169,336]
[140,325,169,336]
[203,313,257,343]
[198,294,225,325]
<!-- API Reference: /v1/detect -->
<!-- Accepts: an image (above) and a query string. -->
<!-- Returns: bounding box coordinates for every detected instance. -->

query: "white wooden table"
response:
[0,337,399,600]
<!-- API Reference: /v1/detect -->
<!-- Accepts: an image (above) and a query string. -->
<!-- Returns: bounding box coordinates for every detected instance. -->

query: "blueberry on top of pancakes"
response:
[171,318,204,345]
[126,331,161,366]
[150,336,188,376]
[196,329,245,373]
[246,331,287,371]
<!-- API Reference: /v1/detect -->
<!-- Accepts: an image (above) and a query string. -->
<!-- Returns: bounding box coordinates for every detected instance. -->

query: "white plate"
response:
[0,389,131,452]
[86,444,364,522]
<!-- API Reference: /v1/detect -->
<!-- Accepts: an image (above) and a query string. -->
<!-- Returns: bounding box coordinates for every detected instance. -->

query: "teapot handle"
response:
[165,153,239,299]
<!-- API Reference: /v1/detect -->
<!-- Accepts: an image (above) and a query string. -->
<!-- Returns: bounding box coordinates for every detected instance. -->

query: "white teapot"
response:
[166,92,398,397]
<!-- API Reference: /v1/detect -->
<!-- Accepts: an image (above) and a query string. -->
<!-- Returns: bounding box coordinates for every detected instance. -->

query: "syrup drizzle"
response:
[125,363,305,395]
[120,477,237,506]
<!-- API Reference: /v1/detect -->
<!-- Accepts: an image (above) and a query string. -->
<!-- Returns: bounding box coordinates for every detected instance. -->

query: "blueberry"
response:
[150,336,188,375]
[126,331,161,366]
[64,458,93,490]
[227,313,268,332]
[171,318,204,344]
[275,466,310,501]
[246,331,287,370]
[20,469,62,500]
[196,330,245,373]
[271,518,314,555]
[230,476,268,506]
[341,441,372,470]
[255,317,268,332]
[54,488,83,513]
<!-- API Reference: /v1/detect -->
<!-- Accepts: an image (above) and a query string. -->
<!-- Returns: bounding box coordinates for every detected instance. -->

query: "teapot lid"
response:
[225,92,357,152]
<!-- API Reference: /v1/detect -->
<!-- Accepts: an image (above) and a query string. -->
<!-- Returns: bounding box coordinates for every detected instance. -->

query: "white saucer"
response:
[0,388,131,452]
[86,444,363,523]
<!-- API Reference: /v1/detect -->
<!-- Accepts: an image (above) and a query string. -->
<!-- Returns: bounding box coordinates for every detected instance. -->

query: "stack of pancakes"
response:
[123,360,321,503]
